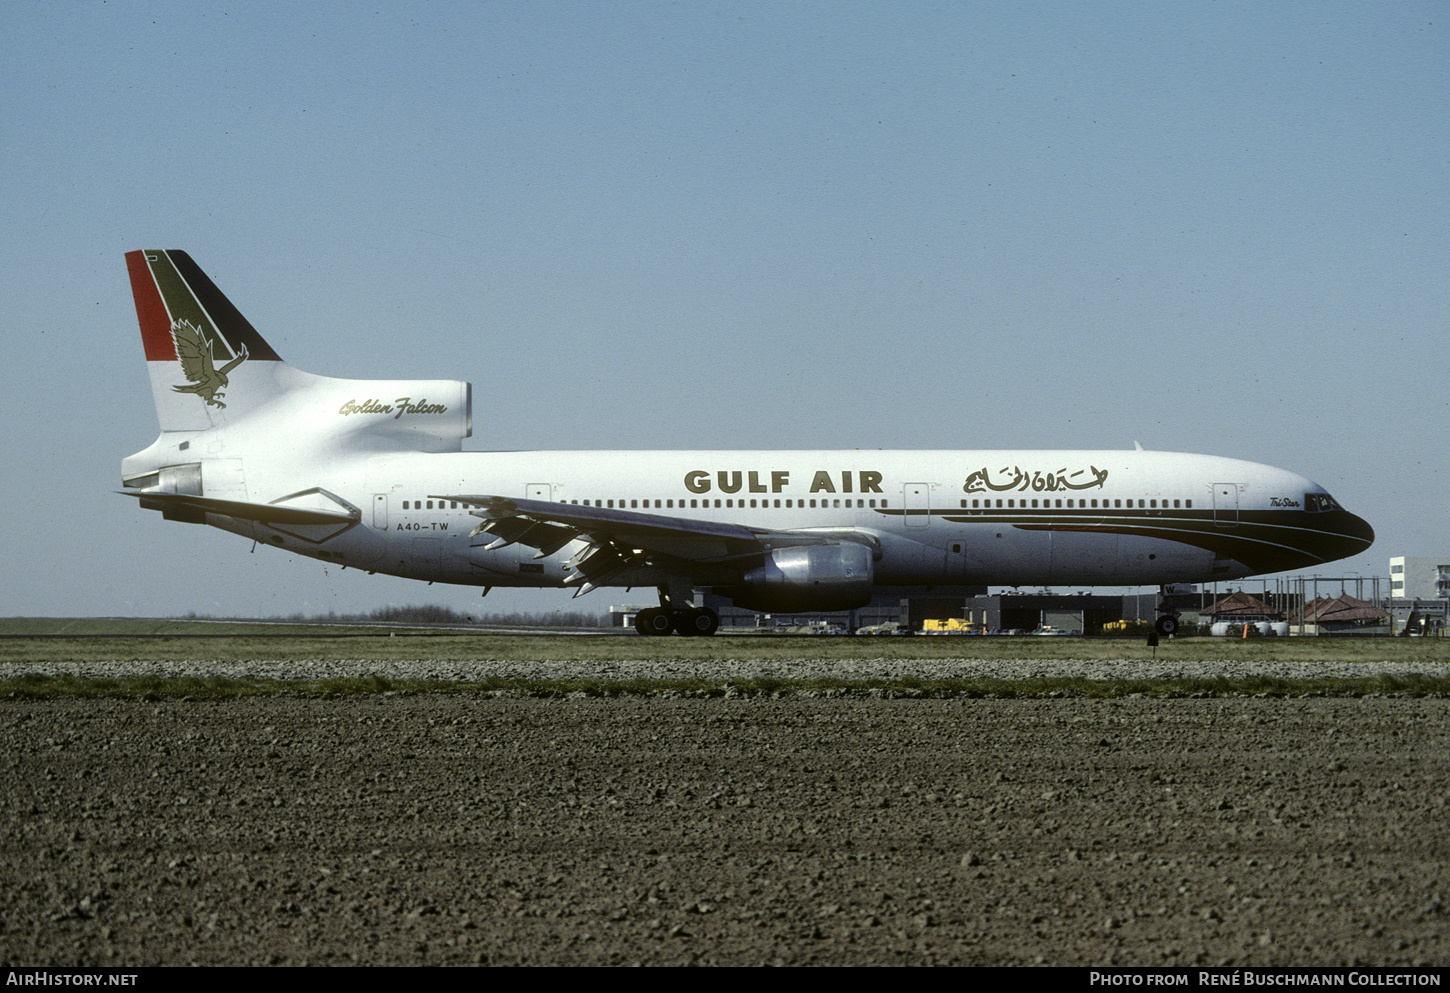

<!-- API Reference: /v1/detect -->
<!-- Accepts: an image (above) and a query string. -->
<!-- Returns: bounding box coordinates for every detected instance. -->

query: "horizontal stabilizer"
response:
[117,490,360,525]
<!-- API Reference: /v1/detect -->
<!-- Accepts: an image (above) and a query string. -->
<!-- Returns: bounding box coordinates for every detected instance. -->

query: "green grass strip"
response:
[3,672,1450,700]
[4,632,1449,665]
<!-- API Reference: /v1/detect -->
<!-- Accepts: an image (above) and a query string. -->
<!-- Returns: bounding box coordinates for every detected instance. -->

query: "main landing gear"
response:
[634,587,719,637]
[634,605,720,636]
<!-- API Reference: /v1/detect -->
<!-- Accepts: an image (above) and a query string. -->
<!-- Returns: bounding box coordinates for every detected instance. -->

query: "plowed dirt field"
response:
[3,695,1447,966]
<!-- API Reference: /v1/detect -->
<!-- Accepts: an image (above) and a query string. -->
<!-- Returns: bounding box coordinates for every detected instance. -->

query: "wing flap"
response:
[446,495,765,544]
[470,514,580,556]
[435,493,882,562]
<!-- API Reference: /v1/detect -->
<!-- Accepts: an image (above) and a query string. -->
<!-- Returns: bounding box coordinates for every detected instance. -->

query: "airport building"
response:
[609,566,1445,636]
[615,589,1136,634]
[1390,557,1450,601]
[701,588,986,632]
[613,589,985,633]
[1384,557,1449,637]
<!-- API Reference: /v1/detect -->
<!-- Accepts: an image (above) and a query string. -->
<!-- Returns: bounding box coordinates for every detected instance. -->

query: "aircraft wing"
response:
[431,493,879,595]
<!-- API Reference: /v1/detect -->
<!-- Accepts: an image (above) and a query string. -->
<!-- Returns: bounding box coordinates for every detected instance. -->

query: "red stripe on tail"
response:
[125,250,176,361]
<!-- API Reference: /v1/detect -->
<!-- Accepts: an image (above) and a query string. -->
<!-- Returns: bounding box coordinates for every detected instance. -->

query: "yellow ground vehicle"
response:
[922,617,984,634]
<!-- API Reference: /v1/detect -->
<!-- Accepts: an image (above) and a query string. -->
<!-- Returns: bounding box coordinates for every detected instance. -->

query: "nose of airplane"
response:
[1342,509,1375,548]
[1235,499,1375,575]
[1311,505,1375,567]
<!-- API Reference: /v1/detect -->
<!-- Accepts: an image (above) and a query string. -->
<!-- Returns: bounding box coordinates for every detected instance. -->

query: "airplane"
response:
[119,250,1375,636]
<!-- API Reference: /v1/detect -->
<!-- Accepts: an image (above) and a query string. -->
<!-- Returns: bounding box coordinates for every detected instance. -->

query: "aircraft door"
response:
[903,483,930,528]
[1213,483,1239,528]
[372,494,388,530]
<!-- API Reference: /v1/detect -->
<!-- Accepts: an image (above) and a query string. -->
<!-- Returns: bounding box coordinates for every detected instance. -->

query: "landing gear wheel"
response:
[696,608,719,636]
[635,607,674,636]
[673,608,719,637]
[1154,615,1178,637]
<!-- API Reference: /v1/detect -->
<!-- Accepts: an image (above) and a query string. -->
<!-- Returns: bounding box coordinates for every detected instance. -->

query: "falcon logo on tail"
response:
[170,318,248,408]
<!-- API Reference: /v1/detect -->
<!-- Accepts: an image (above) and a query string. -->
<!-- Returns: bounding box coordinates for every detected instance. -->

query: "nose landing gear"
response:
[1151,583,1194,641]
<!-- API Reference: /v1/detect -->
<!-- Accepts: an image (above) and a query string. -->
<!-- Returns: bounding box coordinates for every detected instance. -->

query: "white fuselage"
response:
[193,446,1366,592]
[118,249,1376,620]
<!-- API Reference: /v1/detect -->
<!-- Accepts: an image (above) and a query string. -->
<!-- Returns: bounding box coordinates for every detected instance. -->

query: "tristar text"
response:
[684,470,883,495]
[339,397,448,419]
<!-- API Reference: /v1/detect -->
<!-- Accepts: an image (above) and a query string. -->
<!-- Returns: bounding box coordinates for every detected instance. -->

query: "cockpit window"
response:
[1305,493,1342,512]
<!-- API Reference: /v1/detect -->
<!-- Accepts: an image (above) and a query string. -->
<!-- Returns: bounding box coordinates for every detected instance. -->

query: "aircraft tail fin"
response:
[126,249,295,432]
[123,250,472,479]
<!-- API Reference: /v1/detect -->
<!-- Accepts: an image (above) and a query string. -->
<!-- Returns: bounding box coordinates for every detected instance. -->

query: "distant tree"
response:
[473,611,609,628]
[367,604,473,625]
[362,605,609,627]
[257,605,610,627]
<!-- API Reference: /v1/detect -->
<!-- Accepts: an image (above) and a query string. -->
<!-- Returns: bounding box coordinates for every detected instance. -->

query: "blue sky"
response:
[2,1,1444,617]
